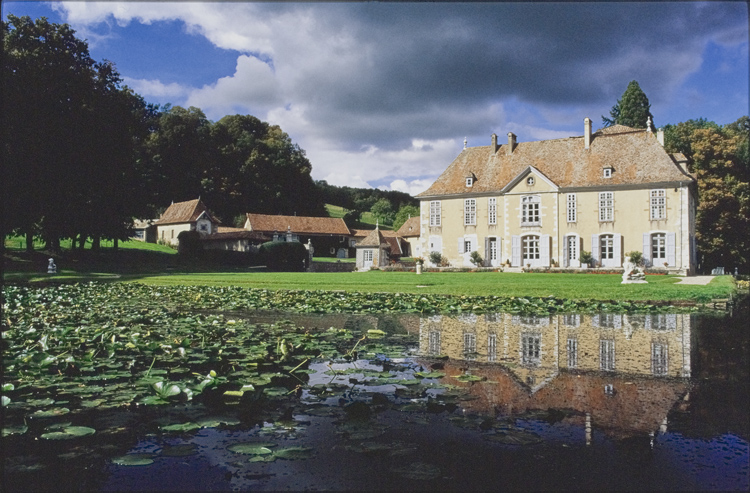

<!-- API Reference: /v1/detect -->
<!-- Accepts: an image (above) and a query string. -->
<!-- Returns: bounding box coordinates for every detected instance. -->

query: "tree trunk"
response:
[25,231,34,252]
[92,236,100,251]
[78,234,86,251]
[71,235,77,250]
[113,238,119,251]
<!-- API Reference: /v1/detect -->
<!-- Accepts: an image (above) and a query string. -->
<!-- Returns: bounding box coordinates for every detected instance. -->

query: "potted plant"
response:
[415,257,425,274]
[579,251,593,268]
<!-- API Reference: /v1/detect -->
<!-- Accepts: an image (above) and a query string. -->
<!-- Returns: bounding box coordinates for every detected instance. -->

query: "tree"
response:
[392,205,420,231]
[2,15,154,251]
[602,80,654,129]
[664,116,750,273]
[370,198,395,225]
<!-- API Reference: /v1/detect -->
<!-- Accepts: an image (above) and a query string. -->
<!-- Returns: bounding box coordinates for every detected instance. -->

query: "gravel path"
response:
[675,275,715,285]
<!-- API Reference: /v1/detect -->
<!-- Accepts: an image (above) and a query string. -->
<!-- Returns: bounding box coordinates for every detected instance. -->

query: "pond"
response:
[1,285,748,490]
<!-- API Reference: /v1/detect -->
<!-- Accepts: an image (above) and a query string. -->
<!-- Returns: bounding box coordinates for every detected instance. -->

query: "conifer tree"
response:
[602,80,654,129]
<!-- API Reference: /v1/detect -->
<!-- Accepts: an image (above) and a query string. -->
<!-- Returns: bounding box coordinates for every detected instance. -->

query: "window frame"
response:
[522,333,541,366]
[600,234,614,260]
[429,200,441,227]
[363,250,373,262]
[488,197,497,225]
[567,194,577,223]
[650,189,666,220]
[521,195,541,225]
[651,232,667,261]
[464,199,476,226]
[599,192,614,222]
[522,235,540,261]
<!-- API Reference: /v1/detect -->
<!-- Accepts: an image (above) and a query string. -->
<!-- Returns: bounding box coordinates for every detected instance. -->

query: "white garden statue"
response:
[47,258,57,274]
[621,255,646,284]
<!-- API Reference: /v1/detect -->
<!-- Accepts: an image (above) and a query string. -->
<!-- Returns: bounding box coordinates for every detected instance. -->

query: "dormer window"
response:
[526,176,535,186]
[466,176,474,187]
[603,168,613,178]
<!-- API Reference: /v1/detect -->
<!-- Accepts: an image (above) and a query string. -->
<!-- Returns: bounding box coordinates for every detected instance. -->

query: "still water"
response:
[4,306,748,491]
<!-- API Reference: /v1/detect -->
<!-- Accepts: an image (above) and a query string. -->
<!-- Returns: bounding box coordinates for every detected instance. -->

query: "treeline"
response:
[663,117,749,272]
[1,15,327,252]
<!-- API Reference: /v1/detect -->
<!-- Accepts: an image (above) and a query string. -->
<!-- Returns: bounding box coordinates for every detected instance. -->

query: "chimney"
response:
[657,128,664,146]
[584,117,592,150]
[506,132,516,155]
[491,133,498,153]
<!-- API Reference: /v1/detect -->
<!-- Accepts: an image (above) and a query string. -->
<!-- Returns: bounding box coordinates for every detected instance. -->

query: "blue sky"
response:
[4,2,748,194]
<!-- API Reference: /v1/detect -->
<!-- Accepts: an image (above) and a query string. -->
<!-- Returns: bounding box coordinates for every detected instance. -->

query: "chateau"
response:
[416,119,696,274]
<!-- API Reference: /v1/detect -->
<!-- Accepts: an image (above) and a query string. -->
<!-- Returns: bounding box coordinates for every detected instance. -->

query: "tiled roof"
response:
[396,216,420,237]
[356,228,386,247]
[245,213,351,236]
[155,199,221,225]
[384,237,403,255]
[201,229,269,242]
[417,125,695,197]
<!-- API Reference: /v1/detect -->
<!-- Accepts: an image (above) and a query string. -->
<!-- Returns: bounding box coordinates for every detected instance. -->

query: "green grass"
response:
[4,235,177,254]
[123,271,734,303]
[324,204,392,229]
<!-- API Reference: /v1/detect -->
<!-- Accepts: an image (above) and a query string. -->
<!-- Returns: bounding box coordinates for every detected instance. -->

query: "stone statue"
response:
[621,255,647,284]
[47,258,57,274]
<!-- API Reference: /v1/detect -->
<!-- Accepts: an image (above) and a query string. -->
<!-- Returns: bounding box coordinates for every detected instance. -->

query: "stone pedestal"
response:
[416,264,422,275]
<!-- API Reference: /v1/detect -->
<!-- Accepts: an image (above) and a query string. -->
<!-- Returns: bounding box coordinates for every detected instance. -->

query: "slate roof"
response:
[396,216,420,237]
[155,199,221,225]
[245,213,351,236]
[418,125,695,198]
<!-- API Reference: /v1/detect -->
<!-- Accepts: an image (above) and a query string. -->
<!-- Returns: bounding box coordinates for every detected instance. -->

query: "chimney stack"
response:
[506,132,516,155]
[584,117,592,150]
[657,128,664,146]
[491,133,498,153]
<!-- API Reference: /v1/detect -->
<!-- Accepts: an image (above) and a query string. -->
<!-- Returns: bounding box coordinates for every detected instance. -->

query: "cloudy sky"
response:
[4,2,748,195]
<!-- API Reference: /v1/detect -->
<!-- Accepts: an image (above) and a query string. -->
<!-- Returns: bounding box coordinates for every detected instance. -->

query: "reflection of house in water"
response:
[418,313,692,439]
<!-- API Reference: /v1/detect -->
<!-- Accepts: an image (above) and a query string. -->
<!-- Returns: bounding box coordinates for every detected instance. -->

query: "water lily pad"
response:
[41,426,95,440]
[112,454,155,466]
[228,442,277,455]
[392,462,441,480]
[160,422,201,432]
[455,374,483,382]
[79,399,105,408]
[415,371,445,379]
[31,407,70,418]
[2,424,28,437]
[196,416,241,428]
[1,396,10,406]
[274,446,314,460]
[248,455,277,463]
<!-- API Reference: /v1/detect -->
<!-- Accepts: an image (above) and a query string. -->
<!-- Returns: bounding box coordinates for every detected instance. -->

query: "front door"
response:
[363,249,374,269]
[489,238,499,267]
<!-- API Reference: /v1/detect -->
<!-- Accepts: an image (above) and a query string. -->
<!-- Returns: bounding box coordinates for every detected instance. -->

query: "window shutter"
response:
[563,237,569,268]
[540,235,550,266]
[591,234,599,265]
[643,233,651,266]
[613,233,622,267]
[484,237,490,266]
[458,237,464,254]
[511,236,521,266]
[667,232,676,266]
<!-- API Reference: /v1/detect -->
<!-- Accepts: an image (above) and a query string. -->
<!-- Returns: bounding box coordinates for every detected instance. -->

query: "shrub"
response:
[626,251,644,267]
[579,250,593,266]
[429,251,443,265]
[259,241,309,272]
[470,251,483,267]
[177,230,202,257]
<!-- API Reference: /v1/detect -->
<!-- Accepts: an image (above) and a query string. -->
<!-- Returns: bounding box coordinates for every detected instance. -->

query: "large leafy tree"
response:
[664,117,750,272]
[2,15,154,251]
[602,80,654,129]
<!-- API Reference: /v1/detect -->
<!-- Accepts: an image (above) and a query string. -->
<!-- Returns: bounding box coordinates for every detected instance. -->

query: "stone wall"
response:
[309,261,357,273]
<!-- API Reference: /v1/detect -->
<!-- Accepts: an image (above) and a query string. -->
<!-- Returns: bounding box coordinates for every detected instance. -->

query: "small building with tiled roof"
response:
[396,216,421,258]
[154,198,221,246]
[355,226,391,270]
[244,213,352,258]
[417,118,696,274]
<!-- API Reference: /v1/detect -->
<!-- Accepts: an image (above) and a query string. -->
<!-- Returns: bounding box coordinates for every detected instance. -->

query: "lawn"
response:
[125,271,734,303]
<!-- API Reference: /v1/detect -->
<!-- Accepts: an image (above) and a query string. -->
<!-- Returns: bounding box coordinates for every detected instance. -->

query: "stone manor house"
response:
[416,119,697,274]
